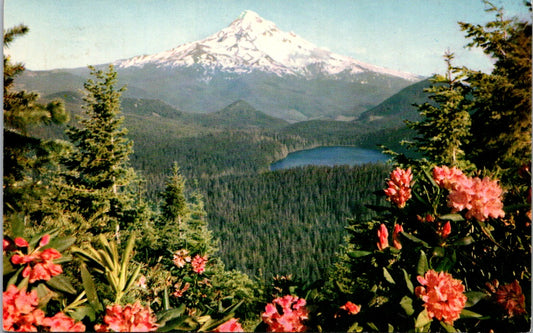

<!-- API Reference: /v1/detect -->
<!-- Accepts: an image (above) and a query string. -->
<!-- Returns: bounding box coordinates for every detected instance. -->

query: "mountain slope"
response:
[19,10,423,122]
[196,100,289,129]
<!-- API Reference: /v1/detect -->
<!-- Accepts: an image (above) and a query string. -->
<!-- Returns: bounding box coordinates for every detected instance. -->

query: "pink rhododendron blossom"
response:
[489,280,527,318]
[384,167,413,208]
[3,284,46,331]
[191,254,208,274]
[340,301,361,315]
[213,318,244,332]
[377,224,389,251]
[262,295,309,332]
[415,270,467,325]
[172,249,191,268]
[94,302,158,332]
[42,312,86,332]
[10,237,63,283]
[434,166,505,222]
[392,224,403,249]
[172,281,190,297]
[433,166,467,190]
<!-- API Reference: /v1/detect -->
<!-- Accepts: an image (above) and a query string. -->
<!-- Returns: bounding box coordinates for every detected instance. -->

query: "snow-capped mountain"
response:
[21,10,422,121]
[114,10,419,81]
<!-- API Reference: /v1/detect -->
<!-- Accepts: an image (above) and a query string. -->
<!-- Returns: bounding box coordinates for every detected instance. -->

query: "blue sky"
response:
[4,0,530,76]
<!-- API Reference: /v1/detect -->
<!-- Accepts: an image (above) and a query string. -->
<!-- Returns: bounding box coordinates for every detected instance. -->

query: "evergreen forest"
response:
[3,2,532,332]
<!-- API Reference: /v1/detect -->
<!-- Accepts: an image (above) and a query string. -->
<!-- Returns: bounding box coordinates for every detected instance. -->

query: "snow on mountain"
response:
[114,10,420,81]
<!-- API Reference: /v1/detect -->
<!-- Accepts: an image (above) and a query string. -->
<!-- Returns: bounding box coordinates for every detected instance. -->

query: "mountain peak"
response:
[114,10,420,81]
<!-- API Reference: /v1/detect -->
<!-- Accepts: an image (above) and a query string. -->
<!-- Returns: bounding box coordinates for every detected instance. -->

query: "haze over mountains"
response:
[19,10,423,122]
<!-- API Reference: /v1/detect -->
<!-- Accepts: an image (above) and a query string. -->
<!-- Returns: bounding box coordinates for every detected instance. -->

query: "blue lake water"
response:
[270,146,389,171]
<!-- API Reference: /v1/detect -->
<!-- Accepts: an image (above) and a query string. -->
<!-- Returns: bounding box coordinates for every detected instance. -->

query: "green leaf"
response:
[388,323,395,332]
[460,308,482,319]
[383,267,396,284]
[46,236,76,252]
[80,263,102,312]
[367,322,379,331]
[403,269,414,293]
[440,321,457,332]
[347,250,373,258]
[415,309,432,328]
[417,250,429,275]
[400,296,415,316]
[347,321,362,332]
[465,291,488,307]
[438,214,464,222]
[7,266,24,287]
[70,305,96,322]
[157,304,186,325]
[402,232,430,248]
[452,236,474,246]
[46,274,77,294]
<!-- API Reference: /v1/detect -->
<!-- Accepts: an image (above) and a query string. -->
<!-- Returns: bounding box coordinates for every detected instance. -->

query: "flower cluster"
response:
[94,302,158,332]
[8,235,63,283]
[172,249,191,268]
[3,285,85,332]
[415,270,467,325]
[377,223,403,250]
[191,254,208,274]
[487,280,526,318]
[340,301,361,315]
[213,318,244,332]
[433,166,505,222]
[262,295,309,332]
[384,167,413,208]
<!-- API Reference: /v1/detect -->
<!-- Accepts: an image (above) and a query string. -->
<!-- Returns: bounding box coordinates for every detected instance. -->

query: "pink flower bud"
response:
[39,234,50,247]
[14,237,29,247]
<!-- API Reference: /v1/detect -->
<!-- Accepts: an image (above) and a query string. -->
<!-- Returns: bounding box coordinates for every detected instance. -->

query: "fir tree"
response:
[160,162,189,229]
[3,24,69,220]
[62,65,137,236]
[406,52,473,169]
[459,1,531,179]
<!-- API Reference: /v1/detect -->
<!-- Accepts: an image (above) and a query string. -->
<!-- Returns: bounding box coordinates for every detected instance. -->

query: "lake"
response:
[270,146,389,171]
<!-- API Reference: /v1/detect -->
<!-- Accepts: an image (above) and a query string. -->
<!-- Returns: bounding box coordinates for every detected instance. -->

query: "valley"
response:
[20,10,429,282]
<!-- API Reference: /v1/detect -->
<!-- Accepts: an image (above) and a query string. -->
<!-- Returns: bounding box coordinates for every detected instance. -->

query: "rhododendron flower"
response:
[4,239,11,251]
[377,224,389,251]
[433,166,467,190]
[492,280,526,318]
[3,284,46,332]
[94,302,158,332]
[340,301,361,315]
[39,234,50,247]
[14,237,29,247]
[42,312,86,332]
[213,318,244,332]
[434,166,505,222]
[439,221,452,239]
[415,270,467,325]
[10,236,63,283]
[191,254,208,274]
[172,249,191,268]
[392,224,403,249]
[172,281,190,297]
[384,167,412,208]
[262,295,309,332]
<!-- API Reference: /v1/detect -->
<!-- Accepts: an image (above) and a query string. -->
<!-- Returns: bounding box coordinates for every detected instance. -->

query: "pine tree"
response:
[406,52,473,169]
[62,65,137,235]
[160,162,189,229]
[459,1,531,179]
[3,24,69,219]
